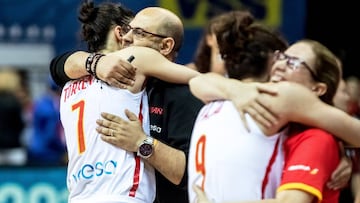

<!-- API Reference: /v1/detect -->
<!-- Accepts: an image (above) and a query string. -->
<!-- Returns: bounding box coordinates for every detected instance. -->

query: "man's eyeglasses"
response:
[273,50,319,80]
[122,24,168,39]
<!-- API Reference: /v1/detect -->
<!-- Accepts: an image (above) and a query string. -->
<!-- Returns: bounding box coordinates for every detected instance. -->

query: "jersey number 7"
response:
[72,100,86,154]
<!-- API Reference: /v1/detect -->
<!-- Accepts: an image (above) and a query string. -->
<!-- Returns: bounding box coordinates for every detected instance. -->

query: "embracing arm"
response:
[109,46,200,84]
[50,51,110,85]
[188,72,271,104]
[189,72,238,103]
[300,104,360,147]
[188,73,279,130]
[63,51,91,80]
[189,75,360,146]
[49,51,77,87]
[51,46,200,89]
[49,50,136,88]
[253,82,360,147]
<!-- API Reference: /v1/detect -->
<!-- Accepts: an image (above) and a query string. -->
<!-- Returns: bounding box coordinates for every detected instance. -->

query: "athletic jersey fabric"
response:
[188,100,286,202]
[278,128,340,203]
[60,75,155,203]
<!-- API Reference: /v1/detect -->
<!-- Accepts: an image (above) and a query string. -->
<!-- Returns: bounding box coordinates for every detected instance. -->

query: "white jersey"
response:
[188,100,286,202]
[60,75,155,203]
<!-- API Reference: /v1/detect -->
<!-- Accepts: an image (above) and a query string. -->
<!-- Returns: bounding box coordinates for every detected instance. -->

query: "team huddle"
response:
[50,1,360,203]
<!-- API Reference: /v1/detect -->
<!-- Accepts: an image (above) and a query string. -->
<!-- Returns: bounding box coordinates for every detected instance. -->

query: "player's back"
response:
[60,75,155,203]
[188,100,286,202]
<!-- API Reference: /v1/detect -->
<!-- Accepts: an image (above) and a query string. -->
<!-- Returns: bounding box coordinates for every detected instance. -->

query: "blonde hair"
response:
[0,68,21,92]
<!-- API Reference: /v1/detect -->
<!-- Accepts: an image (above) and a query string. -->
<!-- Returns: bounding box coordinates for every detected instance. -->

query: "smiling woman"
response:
[272,50,319,81]
[269,39,340,105]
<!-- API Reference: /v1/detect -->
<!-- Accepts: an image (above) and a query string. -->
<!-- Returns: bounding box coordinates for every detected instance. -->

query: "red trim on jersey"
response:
[129,95,144,197]
[138,96,143,124]
[261,136,281,199]
[129,155,141,197]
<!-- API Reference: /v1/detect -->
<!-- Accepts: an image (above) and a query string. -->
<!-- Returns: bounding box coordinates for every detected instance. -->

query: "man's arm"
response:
[157,87,204,186]
[147,137,187,185]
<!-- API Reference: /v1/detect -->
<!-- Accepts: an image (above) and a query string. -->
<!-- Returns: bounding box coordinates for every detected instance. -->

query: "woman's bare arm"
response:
[253,82,360,147]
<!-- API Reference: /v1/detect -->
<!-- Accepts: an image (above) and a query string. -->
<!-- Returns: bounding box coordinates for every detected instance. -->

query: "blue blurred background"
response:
[0,0,308,68]
[0,0,358,202]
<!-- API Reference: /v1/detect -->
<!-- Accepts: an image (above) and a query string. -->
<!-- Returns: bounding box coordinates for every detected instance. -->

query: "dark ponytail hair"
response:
[216,11,288,81]
[78,0,134,52]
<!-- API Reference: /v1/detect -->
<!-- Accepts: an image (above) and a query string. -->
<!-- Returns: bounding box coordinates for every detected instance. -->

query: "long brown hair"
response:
[298,39,341,105]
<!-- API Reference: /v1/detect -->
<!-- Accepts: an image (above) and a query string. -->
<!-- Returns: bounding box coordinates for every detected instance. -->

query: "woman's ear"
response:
[312,82,327,97]
[114,25,123,41]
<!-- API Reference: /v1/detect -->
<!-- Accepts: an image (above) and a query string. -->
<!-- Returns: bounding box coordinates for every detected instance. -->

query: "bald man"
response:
[50,6,204,203]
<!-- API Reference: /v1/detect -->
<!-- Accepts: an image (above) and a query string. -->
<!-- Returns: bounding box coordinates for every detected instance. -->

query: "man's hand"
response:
[96,109,146,152]
[96,53,136,89]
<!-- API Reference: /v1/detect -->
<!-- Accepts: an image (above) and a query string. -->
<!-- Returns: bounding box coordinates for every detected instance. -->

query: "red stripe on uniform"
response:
[129,155,141,197]
[261,137,281,199]
[129,95,144,197]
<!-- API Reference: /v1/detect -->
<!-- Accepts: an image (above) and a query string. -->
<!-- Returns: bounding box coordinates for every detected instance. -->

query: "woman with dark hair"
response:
[187,10,291,202]
[189,39,343,202]
[59,2,200,202]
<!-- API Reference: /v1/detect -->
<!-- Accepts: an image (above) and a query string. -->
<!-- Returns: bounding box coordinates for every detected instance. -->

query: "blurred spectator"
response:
[345,76,360,203]
[333,77,360,203]
[346,76,360,118]
[334,78,353,203]
[186,11,226,75]
[334,79,351,113]
[0,69,26,166]
[26,75,66,166]
[0,68,21,91]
